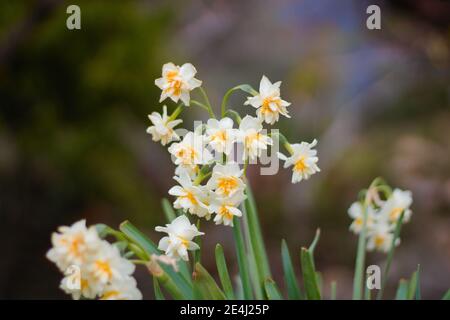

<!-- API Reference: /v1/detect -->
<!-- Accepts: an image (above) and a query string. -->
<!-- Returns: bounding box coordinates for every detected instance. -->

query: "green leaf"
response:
[193,263,227,300]
[161,198,176,223]
[264,278,283,300]
[153,277,165,300]
[308,229,321,256]
[281,240,302,300]
[232,217,253,299]
[300,247,321,300]
[150,261,185,300]
[119,221,193,299]
[244,184,272,284]
[407,266,420,300]
[215,244,235,299]
[395,279,409,300]
[442,289,450,300]
[330,281,337,300]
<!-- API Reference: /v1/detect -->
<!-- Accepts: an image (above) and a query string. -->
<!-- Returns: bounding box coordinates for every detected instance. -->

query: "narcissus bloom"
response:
[205,117,237,155]
[347,202,376,234]
[210,192,246,227]
[155,62,202,106]
[168,131,212,169]
[238,115,272,160]
[245,75,291,125]
[87,242,135,290]
[147,105,183,146]
[379,188,413,223]
[366,223,398,253]
[207,162,245,197]
[155,215,204,261]
[168,172,210,218]
[46,220,100,271]
[278,140,320,183]
[100,277,143,300]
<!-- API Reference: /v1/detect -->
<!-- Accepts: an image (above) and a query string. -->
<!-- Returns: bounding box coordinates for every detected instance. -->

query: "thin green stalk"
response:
[232,217,253,299]
[215,244,236,299]
[193,219,202,267]
[331,281,337,300]
[352,201,369,300]
[225,109,242,124]
[167,103,184,122]
[377,212,405,300]
[198,87,216,118]
[221,84,257,117]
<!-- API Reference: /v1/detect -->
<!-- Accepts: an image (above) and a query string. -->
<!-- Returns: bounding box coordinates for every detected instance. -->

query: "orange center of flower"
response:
[219,206,234,221]
[294,156,307,172]
[211,130,227,142]
[217,177,238,196]
[261,97,280,114]
[389,207,403,221]
[95,260,113,280]
[374,235,385,248]
[165,71,183,96]
[182,191,198,205]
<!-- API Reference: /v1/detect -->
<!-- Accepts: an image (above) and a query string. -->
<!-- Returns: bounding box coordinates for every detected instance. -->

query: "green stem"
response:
[271,132,293,155]
[193,219,202,267]
[225,109,242,124]
[167,103,184,122]
[198,87,216,118]
[331,281,337,300]
[232,217,253,299]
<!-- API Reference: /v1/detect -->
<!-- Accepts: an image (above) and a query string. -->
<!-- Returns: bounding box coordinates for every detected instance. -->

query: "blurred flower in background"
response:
[0,0,448,299]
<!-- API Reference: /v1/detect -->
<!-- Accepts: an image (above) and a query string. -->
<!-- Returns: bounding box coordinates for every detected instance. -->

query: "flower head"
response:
[100,277,142,300]
[168,171,210,218]
[379,188,413,223]
[205,117,237,155]
[46,220,100,271]
[347,201,376,234]
[278,139,320,183]
[155,62,202,106]
[210,191,246,227]
[207,162,245,197]
[245,75,291,125]
[366,222,398,253]
[147,105,183,146]
[238,115,272,160]
[168,131,212,170]
[155,215,204,261]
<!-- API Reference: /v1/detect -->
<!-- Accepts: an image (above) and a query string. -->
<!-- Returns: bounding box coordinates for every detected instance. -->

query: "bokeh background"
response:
[0,0,449,299]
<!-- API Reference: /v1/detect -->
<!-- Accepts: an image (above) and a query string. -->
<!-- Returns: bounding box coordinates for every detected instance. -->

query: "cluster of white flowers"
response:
[46,220,142,300]
[348,188,413,253]
[148,62,321,261]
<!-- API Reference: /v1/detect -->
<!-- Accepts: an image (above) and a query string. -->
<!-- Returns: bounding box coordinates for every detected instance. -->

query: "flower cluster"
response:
[148,62,321,261]
[46,220,142,300]
[348,186,413,253]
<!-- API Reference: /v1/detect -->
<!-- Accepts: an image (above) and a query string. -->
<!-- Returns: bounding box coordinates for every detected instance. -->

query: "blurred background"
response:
[0,0,449,299]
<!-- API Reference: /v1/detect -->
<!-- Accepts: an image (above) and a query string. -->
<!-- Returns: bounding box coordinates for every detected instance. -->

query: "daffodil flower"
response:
[245,75,291,125]
[155,215,204,261]
[205,117,238,155]
[238,115,272,160]
[147,105,183,146]
[168,131,213,170]
[207,162,245,197]
[100,277,142,300]
[278,139,320,183]
[347,201,376,234]
[168,171,210,218]
[210,191,246,227]
[379,188,413,223]
[155,62,202,106]
[366,222,398,253]
[46,220,100,272]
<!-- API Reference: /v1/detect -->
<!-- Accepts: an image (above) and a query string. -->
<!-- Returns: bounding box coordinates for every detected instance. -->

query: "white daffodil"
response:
[147,105,183,146]
[347,201,377,234]
[60,269,97,300]
[379,188,413,223]
[238,115,272,160]
[366,223,397,253]
[155,62,202,106]
[278,139,320,183]
[168,131,213,173]
[87,241,135,291]
[46,220,100,272]
[100,277,143,300]
[207,162,245,197]
[155,215,204,261]
[205,117,237,155]
[245,75,291,125]
[168,171,210,218]
[210,192,246,227]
